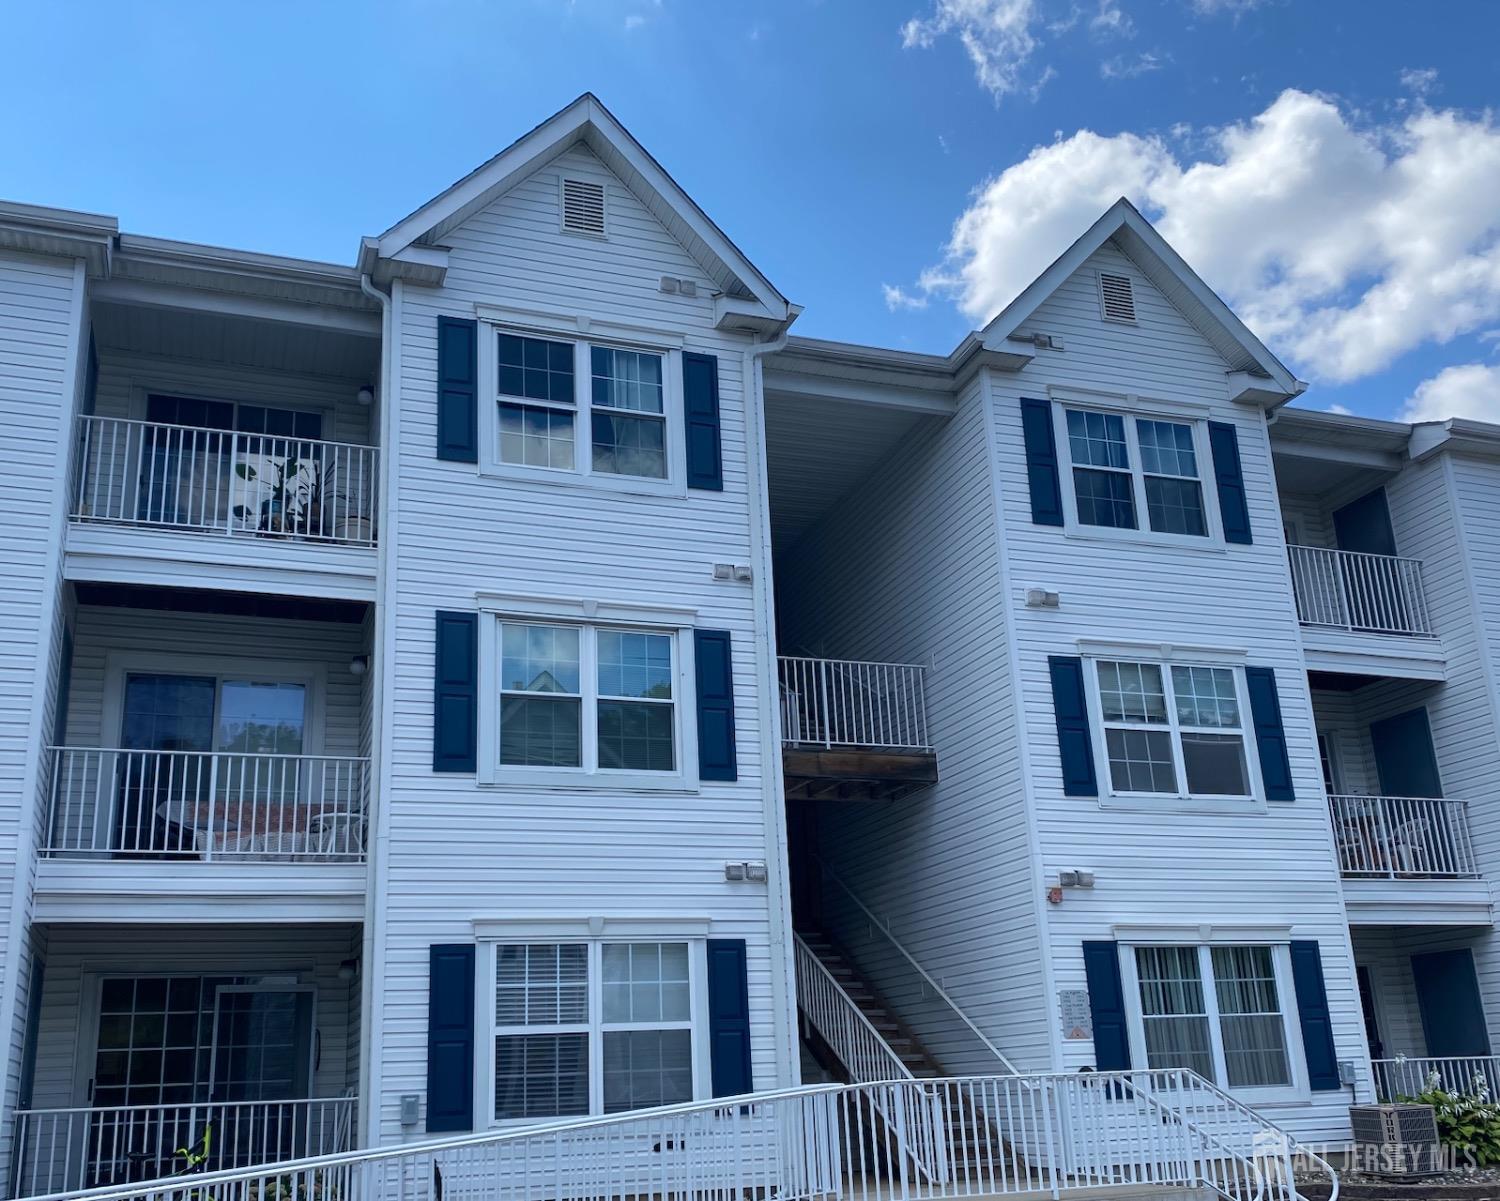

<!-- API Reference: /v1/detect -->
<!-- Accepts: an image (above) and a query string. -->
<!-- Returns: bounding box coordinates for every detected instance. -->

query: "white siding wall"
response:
[0,252,85,1181]
[375,142,786,1142]
[776,384,1050,1073]
[28,923,361,1111]
[989,242,1366,1140]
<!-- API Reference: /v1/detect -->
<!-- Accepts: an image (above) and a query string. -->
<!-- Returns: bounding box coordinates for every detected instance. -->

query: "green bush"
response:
[1407,1079,1500,1167]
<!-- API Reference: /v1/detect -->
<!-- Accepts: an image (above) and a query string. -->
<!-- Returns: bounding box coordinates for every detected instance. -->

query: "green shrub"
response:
[1406,1075,1500,1167]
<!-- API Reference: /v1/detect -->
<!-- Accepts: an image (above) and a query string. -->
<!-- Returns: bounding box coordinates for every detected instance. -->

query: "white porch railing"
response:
[1374,1056,1500,1101]
[1328,794,1477,879]
[11,1096,356,1198]
[71,416,378,546]
[1287,544,1432,636]
[779,656,930,750]
[8,1075,1339,1201]
[42,748,369,862]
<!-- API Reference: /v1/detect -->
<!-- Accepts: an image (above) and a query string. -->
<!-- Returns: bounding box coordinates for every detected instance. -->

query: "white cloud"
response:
[901,0,1042,101]
[1089,0,1135,39]
[1401,363,1500,422]
[883,284,930,312]
[905,89,1500,385]
[1400,67,1439,95]
[623,13,645,30]
[1100,50,1162,79]
[1325,404,1354,415]
[1187,0,1264,13]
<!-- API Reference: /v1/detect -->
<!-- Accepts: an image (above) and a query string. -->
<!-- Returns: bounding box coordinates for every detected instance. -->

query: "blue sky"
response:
[4,0,1499,420]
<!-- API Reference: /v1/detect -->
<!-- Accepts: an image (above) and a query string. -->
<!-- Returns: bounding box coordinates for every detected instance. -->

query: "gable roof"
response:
[978,198,1304,405]
[364,93,791,331]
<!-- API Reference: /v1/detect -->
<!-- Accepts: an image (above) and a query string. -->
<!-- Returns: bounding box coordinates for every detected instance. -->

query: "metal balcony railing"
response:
[42,748,369,862]
[1287,544,1432,636]
[778,657,930,751]
[71,416,378,546]
[1328,794,1477,879]
[12,1097,356,1199]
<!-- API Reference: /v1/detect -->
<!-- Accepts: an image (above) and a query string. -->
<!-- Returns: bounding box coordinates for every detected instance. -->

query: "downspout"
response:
[740,322,795,1084]
[357,272,393,1146]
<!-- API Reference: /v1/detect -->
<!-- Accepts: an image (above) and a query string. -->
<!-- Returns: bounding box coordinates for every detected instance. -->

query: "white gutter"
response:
[357,272,395,1147]
[740,324,796,1085]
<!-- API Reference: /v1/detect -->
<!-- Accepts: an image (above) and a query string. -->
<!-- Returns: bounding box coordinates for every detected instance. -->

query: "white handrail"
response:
[819,857,1022,1075]
[779,655,931,750]
[1328,794,1478,878]
[12,1096,357,1199]
[1374,1055,1500,1101]
[10,1073,1338,1201]
[794,933,913,1082]
[1287,544,1432,636]
[71,415,379,547]
[43,747,369,861]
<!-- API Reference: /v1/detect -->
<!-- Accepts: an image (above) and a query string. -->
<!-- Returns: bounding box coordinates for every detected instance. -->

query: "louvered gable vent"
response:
[1098,271,1137,323]
[561,177,606,236]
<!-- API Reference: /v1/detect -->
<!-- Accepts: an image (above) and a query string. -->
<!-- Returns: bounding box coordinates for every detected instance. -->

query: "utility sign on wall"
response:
[1059,989,1093,1040]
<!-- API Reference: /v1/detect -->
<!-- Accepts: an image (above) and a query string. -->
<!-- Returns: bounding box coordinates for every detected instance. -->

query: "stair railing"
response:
[794,934,912,1083]
[818,857,1022,1075]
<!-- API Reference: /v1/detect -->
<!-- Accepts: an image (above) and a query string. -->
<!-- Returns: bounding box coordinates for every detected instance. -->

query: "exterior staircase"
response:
[796,930,943,1081]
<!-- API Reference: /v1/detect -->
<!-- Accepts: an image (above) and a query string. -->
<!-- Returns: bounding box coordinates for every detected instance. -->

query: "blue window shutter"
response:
[694,629,737,781]
[1208,422,1252,545]
[1020,398,1064,527]
[1245,666,1294,802]
[427,944,476,1131]
[437,316,478,463]
[1289,941,1341,1092]
[1048,656,1098,797]
[706,939,753,1096]
[1082,942,1132,1071]
[433,612,478,773]
[683,352,723,491]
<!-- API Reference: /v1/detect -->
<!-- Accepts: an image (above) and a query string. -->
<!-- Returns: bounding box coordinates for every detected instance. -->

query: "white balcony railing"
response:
[1374,1056,1500,1102]
[12,1096,355,1198]
[1287,544,1432,636]
[42,748,369,862]
[778,656,930,751]
[9,1074,1339,1201]
[1329,794,1477,879]
[71,415,378,546]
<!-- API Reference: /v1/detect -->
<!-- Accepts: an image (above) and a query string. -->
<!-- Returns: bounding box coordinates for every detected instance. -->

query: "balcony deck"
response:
[779,657,938,801]
[65,417,379,600]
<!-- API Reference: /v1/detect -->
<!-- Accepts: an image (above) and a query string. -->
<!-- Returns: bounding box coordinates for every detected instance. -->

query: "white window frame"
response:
[476,596,700,793]
[477,316,686,497]
[1119,939,1308,1104]
[479,936,709,1127]
[1084,654,1265,809]
[1050,392,1225,549]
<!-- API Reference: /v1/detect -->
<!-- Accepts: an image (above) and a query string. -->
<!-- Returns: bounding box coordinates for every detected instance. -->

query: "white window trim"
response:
[1119,939,1310,1104]
[476,599,700,793]
[1048,392,1226,551]
[476,318,687,498]
[476,935,709,1128]
[1084,655,1266,812]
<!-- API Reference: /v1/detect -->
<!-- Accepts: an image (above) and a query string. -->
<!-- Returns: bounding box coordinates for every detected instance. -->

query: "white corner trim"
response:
[1112,922,1294,944]
[472,915,714,941]
[474,591,699,627]
[1074,638,1248,663]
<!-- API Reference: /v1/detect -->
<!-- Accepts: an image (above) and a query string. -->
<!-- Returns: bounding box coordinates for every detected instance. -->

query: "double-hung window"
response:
[1092,660,1252,799]
[487,614,686,785]
[490,940,698,1122]
[491,329,673,483]
[1129,944,1295,1093]
[1060,407,1210,538]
